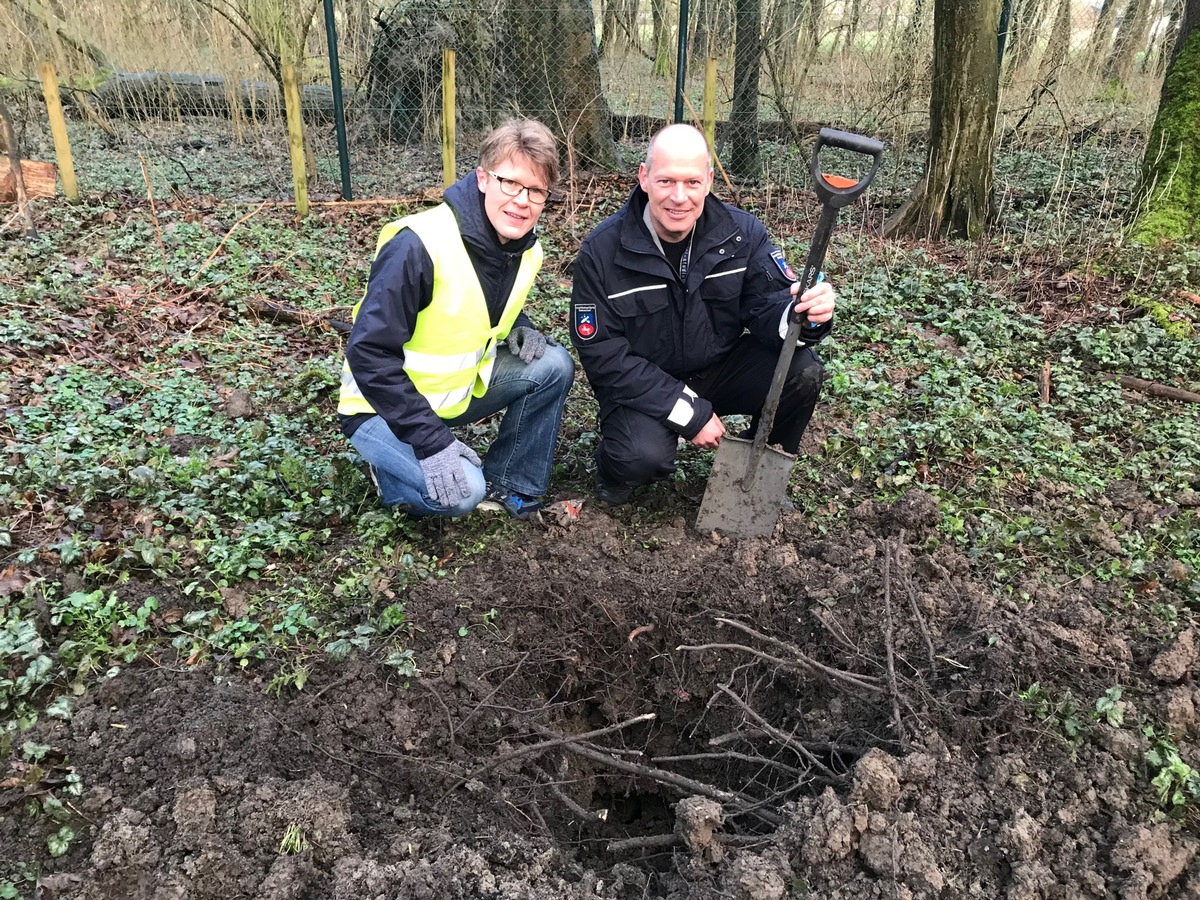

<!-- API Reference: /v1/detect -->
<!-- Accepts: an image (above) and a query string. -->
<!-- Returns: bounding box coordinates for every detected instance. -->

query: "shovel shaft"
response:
[741,128,885,487]
[743,202,839,482]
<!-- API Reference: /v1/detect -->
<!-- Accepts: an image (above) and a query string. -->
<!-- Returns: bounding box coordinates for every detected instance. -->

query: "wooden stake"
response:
[442,49,456,189]
[281,64,309,219]
[703,57,717,167]
[0,101,37,237]
[681,91,738,203]
[39,61,78,200]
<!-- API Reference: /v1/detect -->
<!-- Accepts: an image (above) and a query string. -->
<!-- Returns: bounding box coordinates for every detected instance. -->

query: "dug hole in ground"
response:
[7,488,1200,899]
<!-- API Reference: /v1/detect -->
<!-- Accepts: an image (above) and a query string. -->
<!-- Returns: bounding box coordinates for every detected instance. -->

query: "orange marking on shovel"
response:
[822,174,858,189]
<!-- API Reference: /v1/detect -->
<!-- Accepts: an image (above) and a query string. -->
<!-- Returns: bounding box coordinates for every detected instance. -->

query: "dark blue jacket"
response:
[570,187,827,439]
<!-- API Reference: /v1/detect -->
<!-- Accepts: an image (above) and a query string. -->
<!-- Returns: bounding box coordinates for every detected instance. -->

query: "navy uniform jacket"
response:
[570,187,827,439]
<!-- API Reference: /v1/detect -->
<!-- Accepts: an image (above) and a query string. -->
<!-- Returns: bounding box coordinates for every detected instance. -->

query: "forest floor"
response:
[3,120,1200,899]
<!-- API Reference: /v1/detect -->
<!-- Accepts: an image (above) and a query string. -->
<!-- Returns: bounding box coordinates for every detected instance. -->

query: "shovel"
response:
[695,127,885,538]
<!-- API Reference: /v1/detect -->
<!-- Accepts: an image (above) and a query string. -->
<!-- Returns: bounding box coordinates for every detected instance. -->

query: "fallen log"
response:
[87,72,336,125]
[1110,374,1200,405]
[242,298,351,333]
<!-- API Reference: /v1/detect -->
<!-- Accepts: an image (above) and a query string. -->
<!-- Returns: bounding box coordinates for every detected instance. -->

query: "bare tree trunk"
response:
[729,0,762,176]
[895,0,932,89]
[1103,0,1154,83]
[692,0,712,57]
[0,101,37,238]
[507,0,618,169]
[1037,0,1074,79]
[601,0,639,57]
[1141,0,1177,72]
[804,0,825,53]
[1133,0,1199,241]
[1003,0,1050,79]
[841,0,863,57]
[1087,0,1124,67]
[884,0,1002,239]
[652,0,673,75]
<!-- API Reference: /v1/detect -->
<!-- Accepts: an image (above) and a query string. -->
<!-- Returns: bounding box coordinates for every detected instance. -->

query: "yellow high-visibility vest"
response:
[338,203,541,419]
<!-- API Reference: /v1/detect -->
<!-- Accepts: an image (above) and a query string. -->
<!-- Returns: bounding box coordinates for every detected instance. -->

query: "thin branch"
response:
[682,634,885,696]
[651,750,803,779]
[883,540,908,747]
[1108,374,1200,405]
[713,684,842,783]
[532,763,609,823]
[607,832,773,853]
[138,155,167,277]
[193,200,268,278]
[441,713,656,802]
[529,724,782,827]
[0,101,37,238]
[458,651,532,733]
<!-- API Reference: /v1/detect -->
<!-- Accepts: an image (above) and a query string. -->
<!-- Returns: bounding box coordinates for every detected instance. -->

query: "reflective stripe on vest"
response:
[338,204,541,419]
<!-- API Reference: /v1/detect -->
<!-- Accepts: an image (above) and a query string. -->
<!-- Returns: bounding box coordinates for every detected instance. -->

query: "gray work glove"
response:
[419,440,482,507]
[506,326,552,364]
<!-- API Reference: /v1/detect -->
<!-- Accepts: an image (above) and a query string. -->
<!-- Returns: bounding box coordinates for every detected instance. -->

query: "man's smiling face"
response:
[638,128,713,243]
[476,154,550,243]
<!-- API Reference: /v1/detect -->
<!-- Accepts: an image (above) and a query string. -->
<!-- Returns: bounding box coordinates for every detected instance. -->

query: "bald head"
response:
[644,124,711,170]
[638,124,714,243]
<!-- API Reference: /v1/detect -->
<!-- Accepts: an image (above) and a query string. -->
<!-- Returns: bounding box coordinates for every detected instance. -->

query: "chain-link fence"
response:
[0,0,1179,203]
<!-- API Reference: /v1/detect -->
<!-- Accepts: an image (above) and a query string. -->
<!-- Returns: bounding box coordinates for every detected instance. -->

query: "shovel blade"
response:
[695,436,795,538]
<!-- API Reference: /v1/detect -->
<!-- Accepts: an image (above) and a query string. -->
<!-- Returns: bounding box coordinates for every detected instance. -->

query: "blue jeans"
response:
[349,343,574,516]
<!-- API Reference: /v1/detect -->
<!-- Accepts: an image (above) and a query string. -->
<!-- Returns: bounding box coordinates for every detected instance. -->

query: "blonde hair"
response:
[479,119,560,187]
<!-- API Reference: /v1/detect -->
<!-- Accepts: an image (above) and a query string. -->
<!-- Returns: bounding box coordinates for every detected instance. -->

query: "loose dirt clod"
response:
[674,796,724,862]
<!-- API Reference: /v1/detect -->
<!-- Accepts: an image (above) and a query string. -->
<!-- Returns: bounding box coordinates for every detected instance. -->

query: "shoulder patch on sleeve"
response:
[574,304,598,341]
[770,249,798,282]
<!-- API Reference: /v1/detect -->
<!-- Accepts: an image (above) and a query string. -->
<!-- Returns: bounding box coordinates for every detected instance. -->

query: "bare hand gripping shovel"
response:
[695,128,884,538]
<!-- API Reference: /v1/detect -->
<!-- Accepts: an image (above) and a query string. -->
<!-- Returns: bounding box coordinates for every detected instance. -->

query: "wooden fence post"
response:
[281,63,309,218]
[38,61,79,200]
[703,57,717,168]
[442,49,456,189]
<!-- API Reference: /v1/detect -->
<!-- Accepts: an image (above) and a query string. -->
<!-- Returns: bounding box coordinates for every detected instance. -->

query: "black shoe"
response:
[595,473,633,507]
[479,483,545,520]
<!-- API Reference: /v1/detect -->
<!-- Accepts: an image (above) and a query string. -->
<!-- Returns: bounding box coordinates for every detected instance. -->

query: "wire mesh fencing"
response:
[0,0,1180,204]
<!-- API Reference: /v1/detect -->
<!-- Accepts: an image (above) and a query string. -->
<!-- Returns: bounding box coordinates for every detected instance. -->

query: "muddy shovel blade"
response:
[694,436,796,538]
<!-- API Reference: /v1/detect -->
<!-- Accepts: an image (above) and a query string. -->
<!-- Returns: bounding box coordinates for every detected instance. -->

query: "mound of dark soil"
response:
[5,492,1200,899]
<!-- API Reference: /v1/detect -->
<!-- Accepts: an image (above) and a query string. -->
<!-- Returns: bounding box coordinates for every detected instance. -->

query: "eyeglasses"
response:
[487,171,552,205]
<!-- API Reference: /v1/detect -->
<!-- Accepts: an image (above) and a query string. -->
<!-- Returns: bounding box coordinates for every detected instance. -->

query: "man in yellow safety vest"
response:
[339,119,573,519]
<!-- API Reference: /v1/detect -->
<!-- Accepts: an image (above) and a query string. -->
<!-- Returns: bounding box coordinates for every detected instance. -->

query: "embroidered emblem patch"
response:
[574,304,598,341]
[770,249,797,282]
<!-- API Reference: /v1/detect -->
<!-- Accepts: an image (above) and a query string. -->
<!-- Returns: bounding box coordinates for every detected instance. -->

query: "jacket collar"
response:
[444,172,538,259]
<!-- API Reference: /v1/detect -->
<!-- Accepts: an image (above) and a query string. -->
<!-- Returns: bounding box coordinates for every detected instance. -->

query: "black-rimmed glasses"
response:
[487,171,552,204]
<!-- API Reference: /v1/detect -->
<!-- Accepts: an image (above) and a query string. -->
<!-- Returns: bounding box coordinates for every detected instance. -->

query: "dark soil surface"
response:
[5,491,1200,899]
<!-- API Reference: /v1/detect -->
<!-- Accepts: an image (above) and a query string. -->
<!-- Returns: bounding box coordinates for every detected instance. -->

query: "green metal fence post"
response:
[323,0,352,200]
[673,0,691,123]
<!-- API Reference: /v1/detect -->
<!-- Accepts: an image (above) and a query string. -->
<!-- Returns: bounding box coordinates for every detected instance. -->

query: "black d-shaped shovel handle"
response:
[743,127,885,487]
[794,128,886,310]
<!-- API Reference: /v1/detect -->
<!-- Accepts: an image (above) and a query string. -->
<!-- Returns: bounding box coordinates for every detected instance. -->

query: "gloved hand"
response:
[506,326,552,364]
[419,440,482,506]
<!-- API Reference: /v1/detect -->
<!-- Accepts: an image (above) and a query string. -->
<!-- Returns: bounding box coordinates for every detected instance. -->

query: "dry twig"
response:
[713,684,842,783]
[883,540,908,747]
[682,617,885,695]
[527,723,782,827]
[194,200,268,278]
[138,154,168,277]
[441,713,656,802]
